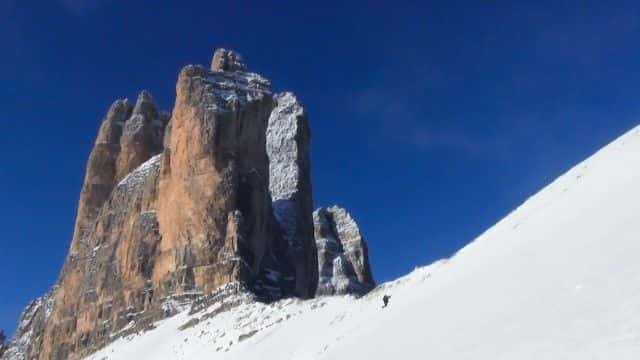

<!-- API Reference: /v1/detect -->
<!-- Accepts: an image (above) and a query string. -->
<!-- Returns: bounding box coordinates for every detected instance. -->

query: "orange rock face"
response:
[67,98,132,261]
[34,90,169,360]
[154,63,281,296]
[5,49,326,360]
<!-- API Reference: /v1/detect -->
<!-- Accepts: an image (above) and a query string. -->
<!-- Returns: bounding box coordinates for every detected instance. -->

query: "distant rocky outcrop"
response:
[2,49,372,360]
[314,206,375,296]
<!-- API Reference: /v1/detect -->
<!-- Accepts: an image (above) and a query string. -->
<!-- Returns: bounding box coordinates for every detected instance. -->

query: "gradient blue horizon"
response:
[2,0,640,336]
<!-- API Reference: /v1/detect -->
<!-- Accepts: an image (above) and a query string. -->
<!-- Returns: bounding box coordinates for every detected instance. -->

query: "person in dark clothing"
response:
[382,295,391,308]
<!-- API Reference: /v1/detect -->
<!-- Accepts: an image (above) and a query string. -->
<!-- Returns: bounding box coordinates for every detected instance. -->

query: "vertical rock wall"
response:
[267,92,318,298]
[314,206,375,296]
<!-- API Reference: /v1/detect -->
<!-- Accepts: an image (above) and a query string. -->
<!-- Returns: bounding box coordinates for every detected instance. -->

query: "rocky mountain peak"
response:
[94,98,132,144]
[314,206,375,296]
[211,48,247,72]
[117,90,166,181]
[132,89,159,119]
[2,48,374,360]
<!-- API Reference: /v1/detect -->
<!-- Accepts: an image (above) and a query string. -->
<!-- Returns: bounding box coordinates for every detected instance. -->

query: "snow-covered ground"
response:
[87,125,640,360]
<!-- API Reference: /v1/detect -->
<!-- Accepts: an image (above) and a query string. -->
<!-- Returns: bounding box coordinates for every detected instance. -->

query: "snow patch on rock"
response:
[203,71,272,113]
[116,154,162,192]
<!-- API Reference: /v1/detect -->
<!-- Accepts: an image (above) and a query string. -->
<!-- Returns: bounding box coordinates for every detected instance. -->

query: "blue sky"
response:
[2,0,640,335]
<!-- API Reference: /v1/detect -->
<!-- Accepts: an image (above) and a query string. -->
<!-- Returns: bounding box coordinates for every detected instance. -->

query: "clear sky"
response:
[2,0,640,336]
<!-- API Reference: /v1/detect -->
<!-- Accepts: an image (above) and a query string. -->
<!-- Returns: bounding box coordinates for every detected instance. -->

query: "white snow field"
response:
[87,125,640,360]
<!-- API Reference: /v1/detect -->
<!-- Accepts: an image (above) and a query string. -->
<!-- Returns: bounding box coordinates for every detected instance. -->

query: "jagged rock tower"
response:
[267,92,318,299]
[2,49,372,360]
[314,206,375,296]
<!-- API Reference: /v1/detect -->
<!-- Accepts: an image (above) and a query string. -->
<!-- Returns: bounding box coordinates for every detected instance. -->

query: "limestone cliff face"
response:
[32,90,169,360]
[154,58,293,300]
[65,91,167,268]
[3,49,373,360]
[314,206,375,296]
[67,98,132,263]
[267,92,318,298]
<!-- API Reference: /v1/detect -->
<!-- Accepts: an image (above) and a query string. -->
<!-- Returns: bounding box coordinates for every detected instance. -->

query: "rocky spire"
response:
[64,91,168,265]
[33,90,170,360]
[5,47,374,360]
[132,89,158,119]
[210,48,247,72]
[267,92,318,298]
[116,90,167,180]
[66,98,133,261]
[155,56,277,299]
[314,206,375,296]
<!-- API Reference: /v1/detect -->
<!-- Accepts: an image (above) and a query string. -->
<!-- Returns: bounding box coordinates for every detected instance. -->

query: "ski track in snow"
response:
[87,125,640,359]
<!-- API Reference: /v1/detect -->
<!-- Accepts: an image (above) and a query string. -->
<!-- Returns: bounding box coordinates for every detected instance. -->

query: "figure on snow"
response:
[382,294,391,308]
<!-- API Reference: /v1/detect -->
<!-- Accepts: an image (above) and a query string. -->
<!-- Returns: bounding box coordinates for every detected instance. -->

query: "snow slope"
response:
[87,125,640,360]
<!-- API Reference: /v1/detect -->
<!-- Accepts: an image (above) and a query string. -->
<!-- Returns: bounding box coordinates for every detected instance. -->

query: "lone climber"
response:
[382,294,391,308]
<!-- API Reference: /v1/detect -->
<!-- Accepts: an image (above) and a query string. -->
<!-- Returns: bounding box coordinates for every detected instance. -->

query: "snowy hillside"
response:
[87,125,640,360]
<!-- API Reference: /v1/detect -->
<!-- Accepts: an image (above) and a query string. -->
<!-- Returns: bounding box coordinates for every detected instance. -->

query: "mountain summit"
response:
[2,49,374,360]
